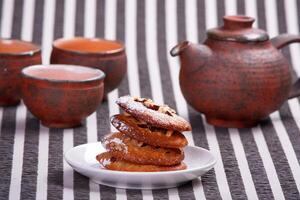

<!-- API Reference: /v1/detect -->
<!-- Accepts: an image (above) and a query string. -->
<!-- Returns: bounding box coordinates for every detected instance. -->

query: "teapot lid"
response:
[207,15,269,42]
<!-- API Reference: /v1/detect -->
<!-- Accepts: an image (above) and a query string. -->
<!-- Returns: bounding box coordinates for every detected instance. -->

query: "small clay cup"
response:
[50,37,127,98]
[0,39,42,106]
[21,64,105,128]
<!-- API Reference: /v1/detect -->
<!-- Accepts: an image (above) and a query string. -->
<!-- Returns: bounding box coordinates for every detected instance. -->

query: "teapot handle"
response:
[271,34,300,99]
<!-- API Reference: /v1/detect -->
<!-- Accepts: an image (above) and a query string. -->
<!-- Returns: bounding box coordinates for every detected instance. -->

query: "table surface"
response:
[1,0,300,199]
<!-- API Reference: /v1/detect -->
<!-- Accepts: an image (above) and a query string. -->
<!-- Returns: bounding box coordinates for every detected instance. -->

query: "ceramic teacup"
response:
[21,64,105,128]
[50,37,127,98]
[0,39,42,106]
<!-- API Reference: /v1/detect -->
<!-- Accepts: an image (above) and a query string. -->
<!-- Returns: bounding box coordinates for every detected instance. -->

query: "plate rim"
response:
[64,142,217,176]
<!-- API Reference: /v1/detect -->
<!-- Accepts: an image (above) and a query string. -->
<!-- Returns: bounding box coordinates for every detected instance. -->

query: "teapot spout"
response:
[170,41,212,73]
[170,41,191,57]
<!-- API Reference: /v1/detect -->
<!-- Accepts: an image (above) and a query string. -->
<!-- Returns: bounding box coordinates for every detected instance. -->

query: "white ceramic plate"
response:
[64,142,216,189]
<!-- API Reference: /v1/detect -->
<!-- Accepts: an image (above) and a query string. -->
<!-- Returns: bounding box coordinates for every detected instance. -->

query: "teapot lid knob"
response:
[207,15,269,42]
[223,15,255,30]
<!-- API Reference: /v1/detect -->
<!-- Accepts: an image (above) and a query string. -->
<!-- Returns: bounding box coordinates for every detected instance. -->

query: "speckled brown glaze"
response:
[171,15,300,128]
[111,114,188,148]
[96,152,186,172]
[50,37,127,97]
[21,65,105,128]
[103,132,184,166]
[0,39,41,106]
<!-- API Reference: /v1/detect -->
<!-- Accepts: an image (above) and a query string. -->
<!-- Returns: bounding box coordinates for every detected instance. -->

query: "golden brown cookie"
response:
[111,114,188,148]
[102,132,184,166]
[116,96,191,132]
[96,152,187,172]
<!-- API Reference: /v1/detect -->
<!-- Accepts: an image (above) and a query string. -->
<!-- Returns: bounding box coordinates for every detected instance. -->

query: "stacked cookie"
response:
[96,96,192,172]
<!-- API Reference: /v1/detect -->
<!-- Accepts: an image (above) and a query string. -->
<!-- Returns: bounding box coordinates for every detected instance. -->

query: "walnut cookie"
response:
[96,152,187,172]
[103,132,184,166]
[111,114,188,148]
[116,96,191,132]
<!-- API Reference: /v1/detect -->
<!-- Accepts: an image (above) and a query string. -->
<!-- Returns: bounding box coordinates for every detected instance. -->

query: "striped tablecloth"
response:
[1,0,300,199]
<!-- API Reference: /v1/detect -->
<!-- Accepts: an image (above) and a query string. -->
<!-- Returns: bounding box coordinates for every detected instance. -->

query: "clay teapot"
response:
[170,15,300,128]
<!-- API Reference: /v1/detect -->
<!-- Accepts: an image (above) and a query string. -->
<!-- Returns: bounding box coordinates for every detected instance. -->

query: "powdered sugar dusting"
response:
[110,137,124,145]
[102,159,111,167]
[103,139,109,146]
[109,137,128,153]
